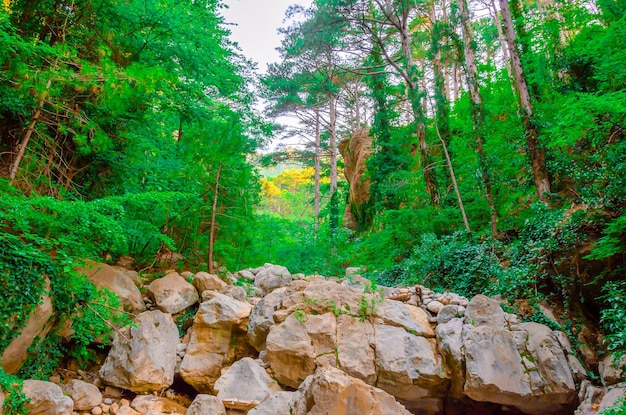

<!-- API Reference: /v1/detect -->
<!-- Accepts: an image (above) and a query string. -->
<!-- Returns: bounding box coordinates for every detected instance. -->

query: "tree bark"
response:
[499,0,551,201]
[314,108,321,221]
[208,163,223,274]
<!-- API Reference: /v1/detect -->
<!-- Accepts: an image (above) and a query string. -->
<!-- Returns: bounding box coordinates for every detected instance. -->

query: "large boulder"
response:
[186,394,226,415]
[148,272,199,314]
[253,264,292,295]
[22,380,73,415]
[63,379,102,410]
[373,324,448,413]
[295,367,413,415]
[462,295,577,414]
[80,261,146,313]
[131,395,187,414]
[214,357,282,411]
[179,292,254,393]
[247,289,286,352]
[99,310,179,393]
[599,353,626,386]
[1,277,55,374]
[192,272,227,294]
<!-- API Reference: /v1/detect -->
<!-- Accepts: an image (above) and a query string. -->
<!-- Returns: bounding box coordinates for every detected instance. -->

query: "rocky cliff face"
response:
[1,263,623,415]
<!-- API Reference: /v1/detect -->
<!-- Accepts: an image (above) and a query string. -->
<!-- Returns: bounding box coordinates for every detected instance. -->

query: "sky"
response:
[220,0,310,75]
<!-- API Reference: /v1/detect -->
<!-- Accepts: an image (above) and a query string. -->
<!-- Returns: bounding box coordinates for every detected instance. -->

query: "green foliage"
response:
[601,395,626,415]
[0,367,28,415]
[586,215,626,260]
[600,280,626,358]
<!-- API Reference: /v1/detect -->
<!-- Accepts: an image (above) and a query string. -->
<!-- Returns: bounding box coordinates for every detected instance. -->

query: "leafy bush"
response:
[600,280,626,359]
[407,232,503,297]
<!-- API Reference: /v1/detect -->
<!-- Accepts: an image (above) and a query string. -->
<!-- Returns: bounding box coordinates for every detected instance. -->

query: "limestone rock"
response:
[464,294,505,327]
[598,386,626,413]
[214,357,282,410]
[22,380,73,415]
[462,295,577,415]
[266,313,334,389]
[1,277,55,374]
[296,367,412,415]
[186,394,226,415]
[179,292,253,393]
[80,261,146,313]
[373,324,448,413]
[99,310,179,393]
[192,272,227,293]
[246,391,301,415]
[247,289,285,352]
[375,299,434,337]
[599,353,626,386]
[131,395,187,414]
[253,264,292,295]
[116,406,141,415]
[426,300,444,314]
[236,270,256,282]
[436,317,465,398]
[219,285,246,302]
[63,379,103,410]
[148,272,199,314]
[336,314,376,384]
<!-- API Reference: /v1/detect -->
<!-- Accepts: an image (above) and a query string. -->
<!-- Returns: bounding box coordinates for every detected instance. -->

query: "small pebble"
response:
[103,398,113,405]
[92,407,103,415]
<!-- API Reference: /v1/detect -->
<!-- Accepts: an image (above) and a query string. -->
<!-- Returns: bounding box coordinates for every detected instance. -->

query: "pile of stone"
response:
[1,262,624,415]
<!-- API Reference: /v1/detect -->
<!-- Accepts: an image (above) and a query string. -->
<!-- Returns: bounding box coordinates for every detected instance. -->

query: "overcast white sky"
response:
[221,0,310,75]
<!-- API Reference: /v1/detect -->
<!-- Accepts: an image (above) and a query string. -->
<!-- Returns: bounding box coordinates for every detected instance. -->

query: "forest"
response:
[0,0,625,412]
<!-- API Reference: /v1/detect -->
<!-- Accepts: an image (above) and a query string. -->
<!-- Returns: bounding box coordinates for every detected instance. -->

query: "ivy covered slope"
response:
[0,0,266,385]
[255,0,626,376]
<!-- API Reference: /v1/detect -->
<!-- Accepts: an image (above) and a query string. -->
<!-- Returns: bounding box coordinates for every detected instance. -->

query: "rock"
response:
[246,391,300,415]
[436,318,465,398]
[92,406,103,415]
[99,310,179,393]
[553,331,587,383]
[373,324,448,413]
[131,395,187,414]
[214,358,282,410]
[266,313,333,389]
[598,386,626,413]
[219,285,246,302]
[22,380,73,415]
[148,272,199,314]
[247,289,285,352]
[295,367,413,415]
[186,394,226,415]
[192,272,227,293]
[236,270,256,282]
[254,264,292,295]
[179,292,254,393]
[464,294,506,328]
[63,379,103,410]
[574,380,603,415]
[462,295,577,415]
[463,325,533,409]
[1,277,55,374]
[427,300,444,314]
[375,300,434,337]
[116,406,141,415]
[336,315,376,384]
[80,261,146,313]
[436,304,459,324]
[599,353,626,386]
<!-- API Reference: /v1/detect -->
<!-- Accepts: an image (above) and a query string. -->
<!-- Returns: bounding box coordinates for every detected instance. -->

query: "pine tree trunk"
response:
[314,109,321,220]
[208,163,223,274]
[499,0,551,201]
